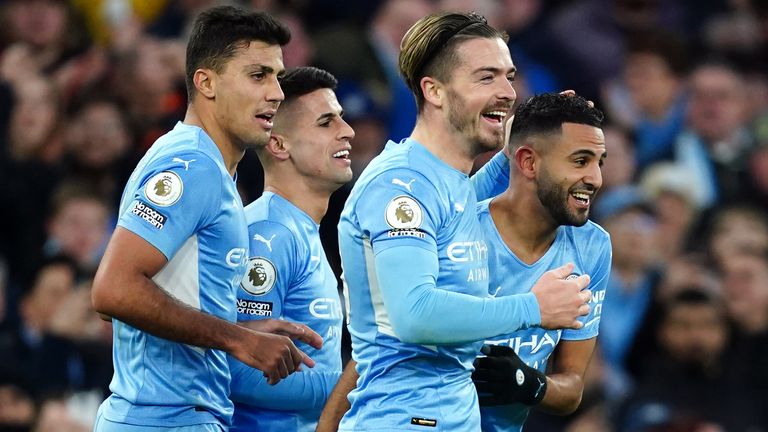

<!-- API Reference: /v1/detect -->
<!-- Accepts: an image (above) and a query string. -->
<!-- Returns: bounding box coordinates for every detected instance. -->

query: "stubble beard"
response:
[446,89,503,157]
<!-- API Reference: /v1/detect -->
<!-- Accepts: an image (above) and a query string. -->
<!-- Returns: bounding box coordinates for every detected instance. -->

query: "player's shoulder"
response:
[562,220,612,270]
[245,198,303,250]
[356,139,454,191]
[567,219,611,244]
[145,123,227,176]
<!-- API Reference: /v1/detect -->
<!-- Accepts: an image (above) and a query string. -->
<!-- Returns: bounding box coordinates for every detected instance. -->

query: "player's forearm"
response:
[92,270,243,353]
[229,356,341,410]
[376,247,540,345]
[317,361,357,432]
[537,373,584,415]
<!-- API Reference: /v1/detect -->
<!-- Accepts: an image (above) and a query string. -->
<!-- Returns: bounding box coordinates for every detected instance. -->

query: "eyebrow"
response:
[316,110,343,123]
[570,149,607,158]
[244,64,285,76]
[473,66,517,75]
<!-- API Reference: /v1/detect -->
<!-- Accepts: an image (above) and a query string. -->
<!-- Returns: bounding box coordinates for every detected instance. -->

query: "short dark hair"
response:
[626,30,689,77]
[279,66,338,103]
[185,6,291,100]
[661,288,723,322]
[399,12,508,111]
[508,93,604,149]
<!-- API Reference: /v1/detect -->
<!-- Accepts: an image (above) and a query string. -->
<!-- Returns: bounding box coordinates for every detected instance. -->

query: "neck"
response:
[490,185,559,264]
[410,114,476,174]
[183,104,244,176]
[262,172,332,224]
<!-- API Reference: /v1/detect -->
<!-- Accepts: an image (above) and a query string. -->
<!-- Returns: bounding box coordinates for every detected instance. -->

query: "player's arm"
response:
[317,360,358,432]
[92,228,313,384]
[229,356,341,411]
[538,338,596,415]
[472,339,595,414]
[471,150,510,201]
[375,247,590,344]
[471,116,512,200]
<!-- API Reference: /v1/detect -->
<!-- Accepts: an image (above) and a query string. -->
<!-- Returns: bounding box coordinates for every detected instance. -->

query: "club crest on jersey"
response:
[566,273,580,280]
[385,195,423,229]
[241,257,276,296]
[145,171,183,207]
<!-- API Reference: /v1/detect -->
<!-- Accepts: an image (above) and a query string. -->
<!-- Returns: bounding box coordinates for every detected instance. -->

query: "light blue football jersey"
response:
[338,138,494,431]
[475,199,612,432]
[99,122,249,428]
[229,192,343,432]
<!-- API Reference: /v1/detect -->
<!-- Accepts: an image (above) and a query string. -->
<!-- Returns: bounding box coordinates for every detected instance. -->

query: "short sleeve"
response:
[117,152,222,260]
[562,235,612,340]
[355,169,444,255]
[237,221,298,322]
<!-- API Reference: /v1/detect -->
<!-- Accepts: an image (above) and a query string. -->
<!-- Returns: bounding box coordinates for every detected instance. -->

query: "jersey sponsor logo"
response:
[237,298,273,316]
[241,257,276,295]
[386,228,426,239]
[145,171,183,206]
[488,332,560,357]
[253,233,277,251]
[446,241,488,263]
[226,247,247,267]
[391,178,416,192]
[385,195,423,229]
[309,297,343,320]
[172,157,195,170]
[131,199,167,229]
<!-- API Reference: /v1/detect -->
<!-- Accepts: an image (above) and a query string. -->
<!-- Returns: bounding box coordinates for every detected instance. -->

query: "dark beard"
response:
[535,166,590,227]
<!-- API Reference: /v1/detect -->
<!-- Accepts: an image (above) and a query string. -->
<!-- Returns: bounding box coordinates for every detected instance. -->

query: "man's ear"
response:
[265,133,290,161]
[421,76,444,109]
[515,145,537,180]
[194,69,216,99]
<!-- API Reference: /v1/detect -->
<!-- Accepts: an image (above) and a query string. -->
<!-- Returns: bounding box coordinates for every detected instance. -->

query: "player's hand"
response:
[231,329,316,385]
[531,263,591,330]
[559,89,595,107]
[239,318,323,349]
[472,344,548,406]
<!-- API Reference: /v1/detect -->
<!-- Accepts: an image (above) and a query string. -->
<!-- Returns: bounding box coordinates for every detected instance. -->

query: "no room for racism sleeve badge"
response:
[385,195,426,239]
[145,171,183,207]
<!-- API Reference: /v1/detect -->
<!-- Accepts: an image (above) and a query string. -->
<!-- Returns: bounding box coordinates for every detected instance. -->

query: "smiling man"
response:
[473,93,611,431]
[91,7,314,432]
[228,67,354,432]
[324,12,593,432]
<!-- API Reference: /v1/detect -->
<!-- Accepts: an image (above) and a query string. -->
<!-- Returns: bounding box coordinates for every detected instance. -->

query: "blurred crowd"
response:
[0,0,766,431]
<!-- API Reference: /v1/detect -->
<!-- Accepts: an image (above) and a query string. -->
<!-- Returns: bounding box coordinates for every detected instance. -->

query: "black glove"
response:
[472,344,548,406]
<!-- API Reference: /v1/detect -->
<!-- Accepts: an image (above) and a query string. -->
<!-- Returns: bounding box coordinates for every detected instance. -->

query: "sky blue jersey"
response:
[338,139,540,431]
[475,199,612,432]
[229,192,343,432]
[99,123,249,428]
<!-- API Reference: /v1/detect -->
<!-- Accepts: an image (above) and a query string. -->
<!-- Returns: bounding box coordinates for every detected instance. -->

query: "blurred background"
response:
[0,0,766,431]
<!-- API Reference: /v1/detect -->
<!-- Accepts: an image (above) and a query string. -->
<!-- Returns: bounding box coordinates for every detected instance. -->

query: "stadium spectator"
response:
[674,61,754,208]
[618,288,763,431]
[592,185,661,397]
[602,31,689,171]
